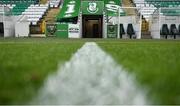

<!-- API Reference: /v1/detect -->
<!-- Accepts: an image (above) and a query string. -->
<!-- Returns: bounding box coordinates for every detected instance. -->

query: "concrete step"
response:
[141,31,152,39]
[30,34,46,37]
[142,31,151,35]
[44,8,60,22]
[122,0,136,15]
[141,35,152,39]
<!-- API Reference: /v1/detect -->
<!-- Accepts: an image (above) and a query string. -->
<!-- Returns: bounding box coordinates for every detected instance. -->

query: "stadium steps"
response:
[122,0,136,15]
[141,17,152,39]
[40,0,48,4]
[141,31,152,39]
[44,8,60,23]
[30,34,46,37]
[141,18,149,32]
[49,0,61,8]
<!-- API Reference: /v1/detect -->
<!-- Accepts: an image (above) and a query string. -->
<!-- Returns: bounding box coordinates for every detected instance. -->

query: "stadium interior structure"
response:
[0,0,180,39]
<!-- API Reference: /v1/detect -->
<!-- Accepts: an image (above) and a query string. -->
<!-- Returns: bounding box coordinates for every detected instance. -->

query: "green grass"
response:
[0,38,180,104]
[0,38,84,104]
[98,40,180,104]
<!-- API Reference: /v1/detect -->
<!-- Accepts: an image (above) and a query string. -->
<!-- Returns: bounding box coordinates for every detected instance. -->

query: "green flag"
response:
[82,1,104,15]
[57,0,81,21]
[104,0,125,16]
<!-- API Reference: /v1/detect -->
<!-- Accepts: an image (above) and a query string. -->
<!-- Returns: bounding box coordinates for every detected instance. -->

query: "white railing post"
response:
[159,7,161,39]
[117,6,120,38]
[139,10,142,39]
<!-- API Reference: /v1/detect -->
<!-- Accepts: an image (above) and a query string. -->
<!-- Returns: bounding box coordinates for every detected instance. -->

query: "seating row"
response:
[160,24,180,39]
[0,0,38,4]
[120,24,136,39]
[49,0,61,8]
[22,4,49,25]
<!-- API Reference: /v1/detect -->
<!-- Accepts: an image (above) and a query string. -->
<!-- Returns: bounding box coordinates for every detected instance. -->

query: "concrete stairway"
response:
[141,31,152,39]
[44,8,60,23]
[122,0,136,15]
[40,0,47,4]
[141,18,152,39]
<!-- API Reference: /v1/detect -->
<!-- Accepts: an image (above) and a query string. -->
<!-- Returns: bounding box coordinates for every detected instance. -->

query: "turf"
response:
[98,40,180,104]
[0,38,180,104]
[0,38,84,104]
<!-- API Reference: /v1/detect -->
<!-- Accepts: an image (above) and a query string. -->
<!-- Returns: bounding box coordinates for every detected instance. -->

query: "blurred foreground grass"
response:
[98,40,180,104]
[0,38,84,104]
[0,38,180,104]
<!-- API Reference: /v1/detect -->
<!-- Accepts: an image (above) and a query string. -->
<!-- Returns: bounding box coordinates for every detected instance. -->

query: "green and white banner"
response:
[55,24,69,38]
[104,0,125,16]
[82,1,104,15]
[81,0,124,16]
[68,24,80,38]
[56,0,81,20]
[104,0,120,16]
[107,25,118,38]
[56,0,125,20]
[46,23,57,36]
[46,23,80,38]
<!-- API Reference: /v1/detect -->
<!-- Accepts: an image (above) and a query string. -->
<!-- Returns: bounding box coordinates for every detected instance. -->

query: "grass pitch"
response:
[0,38,180,104]
[98,40,180,104]
[0,38,84,104]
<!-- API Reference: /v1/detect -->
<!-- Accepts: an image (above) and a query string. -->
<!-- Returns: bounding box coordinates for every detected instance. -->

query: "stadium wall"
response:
[15,22,30,37]
[151,15,180,39]
[3,16,19,37]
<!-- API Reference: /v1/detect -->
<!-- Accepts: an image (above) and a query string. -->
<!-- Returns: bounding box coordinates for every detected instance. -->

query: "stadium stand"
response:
[49,0,61,8]
[0,4,15,10]
[145,0,180,7]
[44,8,60,22]
[0,0,38,4]
[145,0,180,16]
[122,0,136,15]
[0,0,179,39]
[22,4,49,25]
[12,3,31,15]
[0,0,49,25]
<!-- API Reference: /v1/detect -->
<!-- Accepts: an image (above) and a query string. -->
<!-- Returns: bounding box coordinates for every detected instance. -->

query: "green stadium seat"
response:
[170,24,178,39]
[145,0,180,16]
[160,24,169,39]
[120,24,125,38]
[1,0,39,16]
[179,25,180,35]
[127,24,135,39]
[12,3,30,15]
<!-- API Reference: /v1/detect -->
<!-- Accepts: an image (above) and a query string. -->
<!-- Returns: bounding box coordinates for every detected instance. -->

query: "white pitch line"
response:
[32,42,148,105]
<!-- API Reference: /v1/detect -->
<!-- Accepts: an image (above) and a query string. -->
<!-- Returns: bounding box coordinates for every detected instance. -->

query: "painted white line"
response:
[33,42,148,105]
